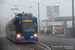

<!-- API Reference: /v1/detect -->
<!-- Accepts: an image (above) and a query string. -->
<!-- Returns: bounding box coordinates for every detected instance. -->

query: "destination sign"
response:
[22,20,32,22]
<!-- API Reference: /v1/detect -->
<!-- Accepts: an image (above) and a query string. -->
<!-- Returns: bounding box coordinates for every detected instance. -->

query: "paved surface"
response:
[39,34,75,50]
[0,33,75,50]
[0,33,49,50]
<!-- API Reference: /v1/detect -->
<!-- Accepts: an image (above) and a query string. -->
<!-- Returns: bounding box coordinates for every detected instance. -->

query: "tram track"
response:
[14,42,51,50]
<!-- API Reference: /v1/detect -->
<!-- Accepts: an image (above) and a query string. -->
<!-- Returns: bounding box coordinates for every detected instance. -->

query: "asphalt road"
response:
[39,34,75,50]
[0,33,75,50]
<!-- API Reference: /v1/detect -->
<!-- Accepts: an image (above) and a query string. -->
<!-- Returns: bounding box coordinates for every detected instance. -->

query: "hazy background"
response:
[0,0,74,33]
[0,0,73,19]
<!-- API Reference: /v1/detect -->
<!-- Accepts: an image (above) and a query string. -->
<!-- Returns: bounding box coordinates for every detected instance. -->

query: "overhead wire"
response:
[0,0,72,21]
[0,0,71,13]
[32,3,38,7]
[0,0,22,7]
[26,0,44,12]
[0,0,71,7]
[26,7,32,12]
[0,1,15,7]
[39,0,44,3]
[15,0,22,7]
[26,3,38,12]
[45,0,71,5]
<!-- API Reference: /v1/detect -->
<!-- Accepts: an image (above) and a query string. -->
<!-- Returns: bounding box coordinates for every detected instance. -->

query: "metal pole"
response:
[53,16,54,34]
[53,7,54,34]
[72,0,74,36]
[38,2,40,34]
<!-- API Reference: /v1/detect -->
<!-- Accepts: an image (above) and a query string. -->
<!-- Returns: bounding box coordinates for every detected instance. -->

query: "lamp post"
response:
[72,0,75,36]
[38,2,40,33]
[34,0,44,34]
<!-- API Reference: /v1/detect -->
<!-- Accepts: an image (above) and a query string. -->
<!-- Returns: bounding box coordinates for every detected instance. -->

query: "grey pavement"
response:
[0,33,75,50]
[38,34,75,50]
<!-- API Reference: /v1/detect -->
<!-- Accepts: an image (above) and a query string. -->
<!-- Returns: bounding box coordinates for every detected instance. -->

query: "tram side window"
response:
[6,25,8,33]
[12,21,15,31]
[8,24,12,31]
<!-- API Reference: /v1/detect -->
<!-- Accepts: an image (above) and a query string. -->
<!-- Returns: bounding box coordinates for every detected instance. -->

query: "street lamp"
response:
[38,2,40,33]
[72,0,75,36]
[34,0,44,34]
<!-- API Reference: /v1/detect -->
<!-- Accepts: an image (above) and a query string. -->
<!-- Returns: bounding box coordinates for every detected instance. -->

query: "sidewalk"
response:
[40,33,65,36]
[54,34,65,36]
[39,33,75,39]
[46,34,65,37]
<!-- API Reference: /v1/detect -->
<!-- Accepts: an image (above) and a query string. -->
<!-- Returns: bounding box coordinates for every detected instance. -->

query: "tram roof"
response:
[15,17,37,19]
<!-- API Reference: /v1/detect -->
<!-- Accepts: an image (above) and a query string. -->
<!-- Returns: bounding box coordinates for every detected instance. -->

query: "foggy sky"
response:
[0,0,74,27]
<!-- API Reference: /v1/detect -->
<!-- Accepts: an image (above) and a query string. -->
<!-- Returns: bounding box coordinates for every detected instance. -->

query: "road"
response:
[0,33,75,50]
[39,34,75,50]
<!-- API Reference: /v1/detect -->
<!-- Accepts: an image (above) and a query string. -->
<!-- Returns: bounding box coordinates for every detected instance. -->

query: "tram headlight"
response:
[16,34,21,39]
[34,34,38,37]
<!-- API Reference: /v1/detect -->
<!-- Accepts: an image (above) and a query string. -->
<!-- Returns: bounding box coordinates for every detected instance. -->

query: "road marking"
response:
[31,48,34,50]
[39,43,51,50]
[18,48,20,50]
[35,45,48,50]
[14,45,21,50]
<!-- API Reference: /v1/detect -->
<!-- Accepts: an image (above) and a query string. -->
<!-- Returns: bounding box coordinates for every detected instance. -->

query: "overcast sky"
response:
[0,0,74,27]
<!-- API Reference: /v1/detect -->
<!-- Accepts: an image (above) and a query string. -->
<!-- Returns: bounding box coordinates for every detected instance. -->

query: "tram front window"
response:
[17,22,37,33]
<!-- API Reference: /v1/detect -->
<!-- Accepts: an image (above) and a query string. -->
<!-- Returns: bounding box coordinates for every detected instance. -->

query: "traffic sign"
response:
[49,17,53,21]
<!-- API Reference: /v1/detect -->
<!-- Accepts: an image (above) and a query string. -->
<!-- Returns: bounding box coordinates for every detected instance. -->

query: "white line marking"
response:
[31,48,34,50]
[18,48,20,50]
[39,43,51,50]
[36,45,48,50]
[14,45,20,50]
